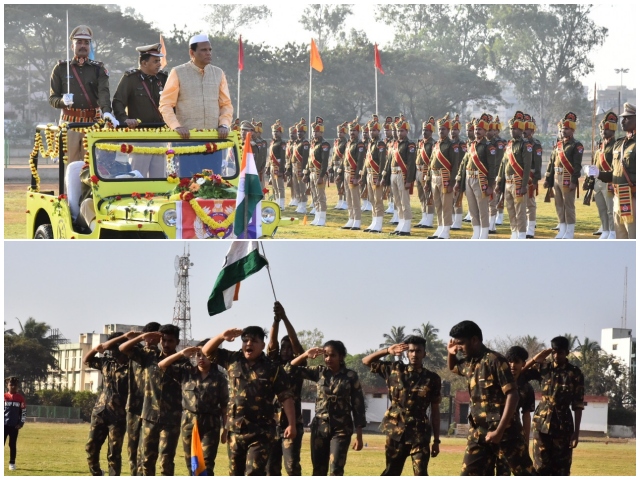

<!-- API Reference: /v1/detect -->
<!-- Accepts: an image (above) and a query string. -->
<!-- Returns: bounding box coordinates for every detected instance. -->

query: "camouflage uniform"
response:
[523,361,584,475]
[493,376,536,475]
[370,360,442,476]
[84,356,129,476]
[128,347,186,476]
[208,348,293,476]
[288,364,366,476]
[452,346,535,476]
[266,348,306,476]
[176,364,229,475]
[126,344,159,476]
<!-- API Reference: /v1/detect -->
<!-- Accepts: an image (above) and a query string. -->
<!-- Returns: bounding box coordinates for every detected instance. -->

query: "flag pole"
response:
[375,61,378,115]
[66,10,70,95]
[237,69,241,119]
[259,242,277,301]
[308,64,312,136]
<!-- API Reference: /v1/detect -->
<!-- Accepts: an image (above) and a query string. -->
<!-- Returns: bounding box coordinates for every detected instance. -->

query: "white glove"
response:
[62,93,74,107]
[583,164,599,177]
[103,112,120,127]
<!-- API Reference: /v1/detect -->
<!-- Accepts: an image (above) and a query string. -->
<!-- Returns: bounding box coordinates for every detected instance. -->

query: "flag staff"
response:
[237,36,244,118]
[375,60,378,115]
[66,11,70,95]
[308,65,312,136]
[259,242,277,301]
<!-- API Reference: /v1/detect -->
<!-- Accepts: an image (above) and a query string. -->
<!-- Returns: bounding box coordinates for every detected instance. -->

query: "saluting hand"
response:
[387,344,408,356]
[125,330,142,340]
[534,348,553,363]
[96,344,105,354]
[142,332,163,342]
[181,346,201,357]
[222,328,243,342]
[447,339,459,356]
[306,347,324,359]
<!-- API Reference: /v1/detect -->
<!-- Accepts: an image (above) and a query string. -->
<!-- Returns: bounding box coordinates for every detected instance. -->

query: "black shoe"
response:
[463,218,471,223]
[414,224,424,228]
[428,235,439,239]
[398,231,411,236]
[551,226,559,231]
[526,235,534,239]
[389,231,400,236]
[488,230,497,234]
[340,226,352,230]
[370,229,382,234]
[390,221,399,225]
[423,224,434,229]
[451,227,461,231]
[593,231,603,236]
[363,228,371,232]
[495,222,503,226]
[350,227,361,231]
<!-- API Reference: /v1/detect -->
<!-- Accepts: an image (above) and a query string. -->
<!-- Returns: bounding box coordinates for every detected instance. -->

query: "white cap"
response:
[189,34,210,45]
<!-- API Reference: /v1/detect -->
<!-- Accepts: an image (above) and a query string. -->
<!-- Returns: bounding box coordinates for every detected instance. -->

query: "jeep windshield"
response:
[92,139,238,181]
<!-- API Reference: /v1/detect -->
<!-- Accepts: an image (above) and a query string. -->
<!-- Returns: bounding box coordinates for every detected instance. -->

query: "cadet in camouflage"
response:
[448,321,535,476]
[266,301,306,476]
[158,339,229,475]
[119,324,186,476]
[202,325,296,476]
[83,332,131,476]
[363,336,442,476]
[289,340,366,476]
[522,336,584,475]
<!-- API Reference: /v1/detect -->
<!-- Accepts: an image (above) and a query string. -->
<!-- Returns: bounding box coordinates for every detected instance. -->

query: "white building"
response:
[601,328,636,375]
[46,324,144,393]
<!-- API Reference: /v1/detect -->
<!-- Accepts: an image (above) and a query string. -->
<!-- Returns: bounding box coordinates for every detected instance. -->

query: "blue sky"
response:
[4,241,635,354]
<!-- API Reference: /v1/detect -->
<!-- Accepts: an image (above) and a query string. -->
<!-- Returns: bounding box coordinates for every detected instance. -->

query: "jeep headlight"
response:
[261,206,276,224]
[163,209,177,227]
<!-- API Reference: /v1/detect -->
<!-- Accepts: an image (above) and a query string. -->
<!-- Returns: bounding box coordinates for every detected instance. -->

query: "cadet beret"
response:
[231,118,241,132]
[70,25,93,41]
[251,119,263,134]
[422,117,436,132]
[437,113,451,129]
[561,112,577,130]
[451,114,461,130]
[620,103,635,117]
[189,34,209,45]
[311,116,324,133]
[240,120,255,130]
[296,118,307,132]
[271,119,283,133]
[600,111,618,131]
[508,111,526,130]
[474,113,491,131]
[136,43,164,57]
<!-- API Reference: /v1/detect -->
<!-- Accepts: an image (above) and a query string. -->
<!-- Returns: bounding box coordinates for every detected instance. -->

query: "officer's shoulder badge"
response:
[498,142,504,149]
[408,143,416,153]
[461,144,467,152]
[536,148,543,156]
[489,146,497,155]
[526,143,533,152]
[454,146,459,153]
[576,144,584,154]
[322,144,330,151]
[124,68,139,76]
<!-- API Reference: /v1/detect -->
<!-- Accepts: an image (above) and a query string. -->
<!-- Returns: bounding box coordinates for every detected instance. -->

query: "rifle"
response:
[584,82,597,206]
[544,186,554,203]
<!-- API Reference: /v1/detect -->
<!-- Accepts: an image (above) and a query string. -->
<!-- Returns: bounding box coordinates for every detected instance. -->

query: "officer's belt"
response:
[392,167,403,174]
[62,107,99,121]
[466,169,481,178]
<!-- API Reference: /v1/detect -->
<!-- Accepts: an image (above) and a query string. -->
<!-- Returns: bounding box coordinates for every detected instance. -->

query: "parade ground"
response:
[2,423,635,476]
[5,180,602,240]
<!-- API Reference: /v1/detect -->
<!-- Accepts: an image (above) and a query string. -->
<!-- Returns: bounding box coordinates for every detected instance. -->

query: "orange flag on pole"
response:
[310,39,323,72]
[374,43,384,74]
[160,35,167,70]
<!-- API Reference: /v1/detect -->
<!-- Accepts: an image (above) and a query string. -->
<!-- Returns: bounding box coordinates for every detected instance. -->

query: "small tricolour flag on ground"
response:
[207,241,268,316]
[191,421,207,475]
[234,133,264,238]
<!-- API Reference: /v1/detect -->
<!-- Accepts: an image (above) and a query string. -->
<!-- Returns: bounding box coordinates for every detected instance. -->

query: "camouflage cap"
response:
[70,25,93,41]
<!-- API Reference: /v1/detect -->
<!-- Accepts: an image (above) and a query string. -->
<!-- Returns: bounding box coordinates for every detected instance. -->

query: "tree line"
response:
[5,4,606,142]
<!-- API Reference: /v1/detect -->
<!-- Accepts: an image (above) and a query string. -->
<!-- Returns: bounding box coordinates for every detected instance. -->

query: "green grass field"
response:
[3,423,636,476]
[5,182,602,239]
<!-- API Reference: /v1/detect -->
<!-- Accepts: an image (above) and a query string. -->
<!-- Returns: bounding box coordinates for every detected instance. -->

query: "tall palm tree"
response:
[413,323,447,369]
[17,317,56,352]
[576,337,601,362]
[562,333,580,352]
[520,335,546,358]
[380,326,407,349]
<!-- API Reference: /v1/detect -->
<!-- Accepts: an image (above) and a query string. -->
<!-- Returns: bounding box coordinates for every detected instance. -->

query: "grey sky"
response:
[4,241,635,354]
[114,2,637,91]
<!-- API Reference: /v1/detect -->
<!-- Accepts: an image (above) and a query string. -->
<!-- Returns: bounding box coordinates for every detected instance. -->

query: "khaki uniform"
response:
[452,347,535,476]
[385,138,417,223]
[285,139,298,205]
[599,134,636,238]
[489,137,507,217]
[49,58,112,163]
[333,137,348,199]
[267,138,287,204]
[209,349,293,476]
[416,137,435,219]
[255,137,269,188]
[526,137,543,225]
[428,137,459,228]
[292,140,310,205]
[364,139,388,220]
[546,137,584,225]
[287,365,366,476]
[84,356,129,476]
[307,137,331,212]
[523,361,584,475]
[451,136,468,217]
[370,361,441,476]
[344,140,366,222]
[496,137,533,235]
[457,139,497,229]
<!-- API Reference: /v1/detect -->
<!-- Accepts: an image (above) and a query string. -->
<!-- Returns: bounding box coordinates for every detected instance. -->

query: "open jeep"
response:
[26,123,284,239]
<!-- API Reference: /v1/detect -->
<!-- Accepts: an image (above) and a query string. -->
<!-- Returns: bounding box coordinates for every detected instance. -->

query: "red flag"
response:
[374,43,384,75]
[159,35,167,70]
[238,35,244,71]
[310,39,323,72]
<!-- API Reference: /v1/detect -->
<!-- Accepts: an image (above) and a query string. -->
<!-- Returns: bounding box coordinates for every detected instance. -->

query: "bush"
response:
[37,388,75,407]
[72,391,98,422]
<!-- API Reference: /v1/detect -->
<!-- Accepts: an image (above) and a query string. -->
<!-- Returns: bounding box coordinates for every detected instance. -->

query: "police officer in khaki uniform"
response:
[523,114,543,238]
[415,117,436,229]
[427,114,459,239]
[544,112,584,239]
[487,116,507,232]
[360,123,373,212]
[306,117,331,226]
[462,118,476,224]
[363,116,388,233]
[383,117,397,217]
[383,118,417,236]
[450,115,467,230]
[595,103,636,239]
[49,25,117,163]
[267,120,287,211]
[331,122,349,210]
[293,119,310,214]
[495,111,533,239]
[455,113,497,239]
[341,120,366,230]
[251,119,268,188]
[112,43,168,178]
[285,124,299,208]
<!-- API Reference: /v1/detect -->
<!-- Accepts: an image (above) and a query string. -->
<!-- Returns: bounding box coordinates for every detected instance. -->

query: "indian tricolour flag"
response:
[234,133,264,239]
[207,241,268,316]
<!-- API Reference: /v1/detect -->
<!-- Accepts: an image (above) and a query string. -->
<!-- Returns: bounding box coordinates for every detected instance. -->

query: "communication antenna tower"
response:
[621,266,628,329]
[172,244,194,349]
